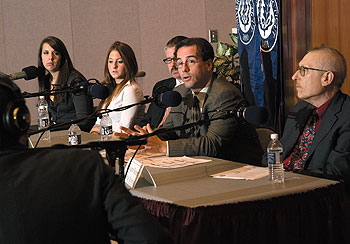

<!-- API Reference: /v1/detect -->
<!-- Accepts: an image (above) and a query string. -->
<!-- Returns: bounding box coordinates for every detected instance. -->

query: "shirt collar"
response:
[191,79,212,107]
[175,79,183,87]
[191,78,212,96]
[314,92,338,120]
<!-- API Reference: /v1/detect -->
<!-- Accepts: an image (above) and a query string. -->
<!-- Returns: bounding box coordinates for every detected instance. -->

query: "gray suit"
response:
[159,74,263,165]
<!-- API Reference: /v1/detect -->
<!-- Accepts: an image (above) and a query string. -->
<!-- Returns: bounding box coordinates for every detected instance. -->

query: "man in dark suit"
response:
[139,36,187,129]
[120,38,263,165]
[275,46,350,181]
[0,73,172,243]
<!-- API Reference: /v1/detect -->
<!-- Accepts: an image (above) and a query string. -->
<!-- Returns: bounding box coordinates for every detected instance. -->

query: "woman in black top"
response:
[38,36,95,132]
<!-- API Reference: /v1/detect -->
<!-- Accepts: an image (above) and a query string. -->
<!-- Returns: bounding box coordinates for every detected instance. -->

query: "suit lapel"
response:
[182,88,193,124]
[306,93,344,160]
[282,103,313,157]
[201,74,216,113]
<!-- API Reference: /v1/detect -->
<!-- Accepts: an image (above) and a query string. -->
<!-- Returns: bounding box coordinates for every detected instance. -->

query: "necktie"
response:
[192,96,200,122]
[190,95,201,137]
[287,109,319,170]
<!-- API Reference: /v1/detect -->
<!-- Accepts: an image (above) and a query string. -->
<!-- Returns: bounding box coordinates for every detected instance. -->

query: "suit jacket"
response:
[47,70,96,132]
[281,91,350,180]
[0,148,172,244]
[159,74,264,165]
[139,78,176,129]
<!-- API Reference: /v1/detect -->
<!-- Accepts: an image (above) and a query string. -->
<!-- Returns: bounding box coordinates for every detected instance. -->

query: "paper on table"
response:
[101,149,211,169]
[211,165,268,180]
[131,155,212,169]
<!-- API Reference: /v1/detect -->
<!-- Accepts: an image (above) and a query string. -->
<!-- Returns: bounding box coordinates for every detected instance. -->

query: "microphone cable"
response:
[124,144,142,180]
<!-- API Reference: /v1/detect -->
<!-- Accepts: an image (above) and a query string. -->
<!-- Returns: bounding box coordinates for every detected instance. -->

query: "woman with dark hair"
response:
[38,36,95,132]
[90,41,144,134]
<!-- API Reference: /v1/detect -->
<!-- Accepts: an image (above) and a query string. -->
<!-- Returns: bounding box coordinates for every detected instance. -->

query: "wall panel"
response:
[138,0,207,96]
[312,0,350,94]
[1,0,73,121]
[0,0,238,124]
[70,0,141,83]
[0,0,6,73]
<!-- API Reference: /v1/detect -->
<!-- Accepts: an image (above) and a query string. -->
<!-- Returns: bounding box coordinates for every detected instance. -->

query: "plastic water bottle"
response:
[37,96,50,140]
[100,113,113,141]
[68,123,81,145]
[267,133,284,183]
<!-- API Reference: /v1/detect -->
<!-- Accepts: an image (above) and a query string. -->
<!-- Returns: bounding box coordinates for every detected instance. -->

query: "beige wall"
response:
[0,0,236,123]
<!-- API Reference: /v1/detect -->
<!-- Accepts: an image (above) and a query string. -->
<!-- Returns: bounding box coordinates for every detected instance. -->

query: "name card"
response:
[124,158,156,189]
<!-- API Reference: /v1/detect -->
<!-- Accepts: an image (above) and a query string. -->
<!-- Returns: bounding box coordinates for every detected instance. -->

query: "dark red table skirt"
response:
[141,182,349,244]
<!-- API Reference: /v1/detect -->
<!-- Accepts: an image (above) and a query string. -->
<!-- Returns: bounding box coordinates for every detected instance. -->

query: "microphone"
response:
[89,83,110,99]
[9,66,39,80]
[136,71,146,77]
[71,79,110,99]
[154,90,182,108]
[229,101,269,125]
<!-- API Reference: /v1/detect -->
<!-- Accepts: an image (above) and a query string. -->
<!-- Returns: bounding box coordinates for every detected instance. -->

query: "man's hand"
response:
[118,124,167,155]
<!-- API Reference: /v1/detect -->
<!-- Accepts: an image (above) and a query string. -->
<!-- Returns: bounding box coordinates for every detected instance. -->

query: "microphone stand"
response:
[28,96,154,181]
[28,96,154,136]
[128,115,225,140]
[22,77,99,98]
[22,88,83,98]
[49,139,147,181]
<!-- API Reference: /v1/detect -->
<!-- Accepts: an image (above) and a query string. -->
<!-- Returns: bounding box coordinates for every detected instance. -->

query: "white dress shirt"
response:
[96,80,145,132]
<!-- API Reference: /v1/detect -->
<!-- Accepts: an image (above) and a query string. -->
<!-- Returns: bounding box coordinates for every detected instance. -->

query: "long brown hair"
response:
[100,41,138,109]
[38,36,80,104]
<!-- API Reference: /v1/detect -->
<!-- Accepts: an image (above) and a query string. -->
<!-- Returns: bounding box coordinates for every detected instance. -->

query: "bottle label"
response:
[69,134,81,145]
[267,152,282,165]
[101,125,113,136]
[38,118,49,128]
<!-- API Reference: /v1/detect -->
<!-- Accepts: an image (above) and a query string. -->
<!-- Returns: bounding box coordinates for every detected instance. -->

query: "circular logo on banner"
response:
[235,0,256,45]
[257,0,279,51]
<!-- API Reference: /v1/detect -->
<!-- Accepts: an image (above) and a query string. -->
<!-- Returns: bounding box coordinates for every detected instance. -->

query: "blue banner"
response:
[236,0,280,129]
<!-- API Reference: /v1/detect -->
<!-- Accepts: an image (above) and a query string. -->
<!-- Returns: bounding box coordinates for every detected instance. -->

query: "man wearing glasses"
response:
[121,37,263,164]
[139,36,187,129]
[278,46,350,181]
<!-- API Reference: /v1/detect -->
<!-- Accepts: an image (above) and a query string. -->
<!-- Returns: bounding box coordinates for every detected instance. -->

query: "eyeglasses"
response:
[296,65,329,77]
[163,57,177,64]
[176,57,202,69]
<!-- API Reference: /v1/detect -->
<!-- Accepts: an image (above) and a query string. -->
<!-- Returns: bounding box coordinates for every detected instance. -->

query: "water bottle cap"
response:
[39,96,44,99]
[271,133,279,140]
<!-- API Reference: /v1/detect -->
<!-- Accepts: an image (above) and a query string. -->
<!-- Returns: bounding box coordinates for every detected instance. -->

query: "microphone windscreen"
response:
[244,106,269,125]
[22,66,38,80]
[161,90,182,107]
[90,84,110,99]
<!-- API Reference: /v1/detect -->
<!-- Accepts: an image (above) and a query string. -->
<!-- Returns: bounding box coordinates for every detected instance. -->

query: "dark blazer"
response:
[159,74,264,165]
[47,70,96,132]
[280,91,350,180]
[0,148,172,244]
[139,78,176,129]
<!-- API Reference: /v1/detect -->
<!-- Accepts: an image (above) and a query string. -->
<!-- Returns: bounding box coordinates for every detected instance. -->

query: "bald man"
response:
[275,46,350,181]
